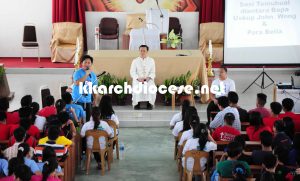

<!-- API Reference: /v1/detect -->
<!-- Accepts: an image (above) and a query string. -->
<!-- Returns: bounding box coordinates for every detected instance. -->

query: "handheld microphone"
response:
[97,71,106,78]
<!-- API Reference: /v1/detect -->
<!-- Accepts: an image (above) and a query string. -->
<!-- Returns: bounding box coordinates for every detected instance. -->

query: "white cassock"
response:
[130,56,156,106]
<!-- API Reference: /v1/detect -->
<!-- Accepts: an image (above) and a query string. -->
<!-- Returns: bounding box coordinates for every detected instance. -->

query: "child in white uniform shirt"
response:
[182,123,217,171]
[170,100,190,130]
[172,106,198,137]
[178,114,200,146]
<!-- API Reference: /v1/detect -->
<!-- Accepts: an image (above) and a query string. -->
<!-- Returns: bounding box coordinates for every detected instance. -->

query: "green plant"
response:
[98,73,116,94]
[114,77,128,101]
[191,77,200,90]
[161,29,182,48]
[0,66,5,81]
[163,78,173,102]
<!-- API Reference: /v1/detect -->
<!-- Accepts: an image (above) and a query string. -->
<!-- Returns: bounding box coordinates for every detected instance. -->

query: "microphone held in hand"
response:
[97,71,106,78]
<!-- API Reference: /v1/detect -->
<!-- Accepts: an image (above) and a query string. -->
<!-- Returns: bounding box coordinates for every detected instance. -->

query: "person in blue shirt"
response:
[17,143,41,175]
[72,55,97,122]
[62,92,86,125]
[0,150,8,177]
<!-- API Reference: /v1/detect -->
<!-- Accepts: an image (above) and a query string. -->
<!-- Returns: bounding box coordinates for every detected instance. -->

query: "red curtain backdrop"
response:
[52,0,87,50]
[199,0,224,23]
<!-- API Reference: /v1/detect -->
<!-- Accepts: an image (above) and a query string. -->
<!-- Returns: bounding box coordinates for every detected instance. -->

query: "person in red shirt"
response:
[0,111,11,141]
[38,95,57,118]
[263,102,283,131]
[246,111,272,141]
[279,98,300,132]
[212,112,240,141]
[0,97,20,125]
[249,93,271,118]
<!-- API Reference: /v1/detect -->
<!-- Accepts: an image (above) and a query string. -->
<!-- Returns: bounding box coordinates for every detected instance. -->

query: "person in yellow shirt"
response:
[38,126,72,146]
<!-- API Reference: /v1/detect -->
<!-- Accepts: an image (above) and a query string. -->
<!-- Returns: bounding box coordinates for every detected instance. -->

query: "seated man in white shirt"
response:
[207,66,236,124]
[209,96,241,131]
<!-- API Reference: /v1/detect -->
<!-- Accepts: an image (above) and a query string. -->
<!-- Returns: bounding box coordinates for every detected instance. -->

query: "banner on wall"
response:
[84,0,199,12]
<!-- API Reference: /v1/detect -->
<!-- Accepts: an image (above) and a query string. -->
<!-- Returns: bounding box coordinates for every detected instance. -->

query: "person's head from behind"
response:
[274,145,289,165]
[30,102,40,116]
[47,126,60,141]
[189,114,200,130]
[218,66,228,80]
[282,98,294,112]
[249,111,263,129]
[193,123,208,151]
[224,112,235,126]
[283,116,295,140]
[181,100,191,121]
[17,143,30,165]
[262,153,277,171]
[14,127,26,143]
[139,45,149,58]
[58,111,69,125]
[226,141,243,159]
[42,146,56,162]
[0,111,6,123]
[183,106,198,131]
[19,107,32,119]
[8,158,18,176]
[61,92,73,104]
[20,95,32,108]
[15,164,32,181]
[270,102,282,116]
[20,118,32,131]
[256,93,267,107]
[81,54,93,70]
[232,164,247,181]
[0,97,9,111]
[233,135,246,151]
[99,95,114,119]
[92,107,101,130]
[260,131,273,148]
[42,157,58,181]
[55,99,66,113]
[217,96,229,110]
[45,95,55,107]
[228,91,239,106]
[273,120,284,134]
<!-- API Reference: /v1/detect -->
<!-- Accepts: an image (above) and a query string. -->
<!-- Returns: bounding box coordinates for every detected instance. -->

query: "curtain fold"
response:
[199,0,224,23]
[52,0,87,50]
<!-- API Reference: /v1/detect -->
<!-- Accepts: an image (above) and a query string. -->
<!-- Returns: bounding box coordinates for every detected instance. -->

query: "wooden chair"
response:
[240,131,249,141]
[213,151,224,166]
[85,130,112,175]
[106,120,119,161]
[174,132,183,160]
[177,140,187,178]
[182,150,210,181]
[245,141,261,151]
[216,141,230,151]
[241,122,250,131]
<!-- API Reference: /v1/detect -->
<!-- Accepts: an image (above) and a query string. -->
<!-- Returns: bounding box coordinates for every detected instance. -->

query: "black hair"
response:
[232,164,247,181]
[220,66,228,73]
[20,118,32,131]
[293,133,300,151]
[42,157,58,181]
[14,127,26,142]
[30,102,40,115]
[273,120,285,132]
[283,116,295,140]
[139,44,149,51]
[81,54,94,64]
[234,135,246,149]
[15,164,32,181]
[181,100,191,121]
[263,153,277,169]
[47,126,60,141]
[17,143,30,165]
[58,111,70,125]
[274,145,289,164]
[0,97,9,111]
[270,102,282,115]
[42,146,56,162]
[217,96,229,108]
[228,91,239,104]
[282,98,294,112]
[92,107,101,130]
[224,112,235,126]
[257,93,267,106]
[189,114,200,130]
[249,111,264,134]
[8,158,18,176]
[61,92,72,104]
[99,95,115,120]
[260,171,275,181]
[182,107,198,132]
[193,123,208,150]
[55,99,66,113]
[0,111,6,122]
[227,141,243,158]
[260,131,273,147]
[19,107,32,119]
[45,95,55,107]
[20,95,32,108]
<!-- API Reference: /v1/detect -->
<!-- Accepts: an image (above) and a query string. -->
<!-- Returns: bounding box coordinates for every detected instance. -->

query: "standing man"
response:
[207,66,236,124]
[72,55,97,122]
[130,45,156,110]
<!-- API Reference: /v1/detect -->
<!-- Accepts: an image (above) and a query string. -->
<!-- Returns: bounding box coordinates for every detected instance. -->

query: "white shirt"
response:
[170,112,182,127]
[178,129,193,146]
[212,78,236,98]
[34,115,46,131]
[80,119,113,138]
[182,138,217,171]
[172,121,183,137]
[110,114,119,126]
[209,106,241,130]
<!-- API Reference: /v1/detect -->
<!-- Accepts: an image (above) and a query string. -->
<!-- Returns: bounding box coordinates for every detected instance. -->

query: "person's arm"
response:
[80,124,87,137]
[147,59,156,81]
[74,69,91,85]
[209,112,223,129]
[207,129,217,144]
[69,120,77,137]
[130,60,141,81]
[70,107,80,124]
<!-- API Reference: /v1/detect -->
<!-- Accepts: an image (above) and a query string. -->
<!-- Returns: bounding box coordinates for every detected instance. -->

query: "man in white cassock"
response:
[130,45,156,110]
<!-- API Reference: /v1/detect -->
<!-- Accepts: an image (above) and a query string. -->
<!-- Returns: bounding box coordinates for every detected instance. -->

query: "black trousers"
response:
[206,101,220,125]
